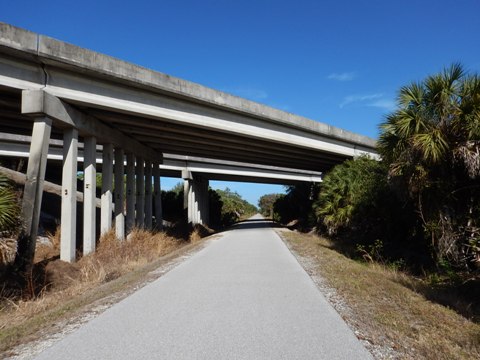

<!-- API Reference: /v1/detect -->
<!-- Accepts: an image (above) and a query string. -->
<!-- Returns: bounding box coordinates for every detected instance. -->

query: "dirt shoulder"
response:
[277,228,480,360]
[1,234,218,359]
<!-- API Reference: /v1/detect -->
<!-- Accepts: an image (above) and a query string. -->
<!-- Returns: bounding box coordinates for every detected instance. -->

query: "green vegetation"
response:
[0,174,20,235]
[281,230,480,359]
[258,193,281,218]
[270,65,480,321]
[378,63,480,269]
[161,183,257,228]
[213,187,257,225]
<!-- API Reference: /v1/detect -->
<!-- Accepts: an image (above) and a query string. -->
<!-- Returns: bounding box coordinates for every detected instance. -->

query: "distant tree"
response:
[216,188,257,225]
[258,193,281,218]
[274,184,319,227]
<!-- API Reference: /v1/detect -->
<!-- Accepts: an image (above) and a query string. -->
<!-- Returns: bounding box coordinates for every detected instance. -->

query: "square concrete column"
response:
[114,147,125,240]
[60,128,78,262]
[126,153,136,233]
[15,117,52,272]
[204,179,210,225]
[153,161,163,231]
[135,157,145,228]
[83,136,97,255]
[194,181,200,224]
[101,143,114,235]
[183,179,191,224]
[144,160,153,230]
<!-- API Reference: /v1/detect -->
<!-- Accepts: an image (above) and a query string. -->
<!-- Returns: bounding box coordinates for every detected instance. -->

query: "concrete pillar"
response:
[101,143,114,235]
[183,179,191,225]
[114,147,125,240]
[126,153,135,233]
[204,179,210,225]
[144,160,152,230]
[60,128,78,262]
[153,161,163,231]
[194,181,200,224]
[83,136,96,255]
[135,157,145,228]
[15,117,52,272]
[189,180,195,224]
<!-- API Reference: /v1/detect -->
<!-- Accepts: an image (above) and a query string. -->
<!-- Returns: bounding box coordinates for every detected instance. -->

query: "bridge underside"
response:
[0,23,377,265]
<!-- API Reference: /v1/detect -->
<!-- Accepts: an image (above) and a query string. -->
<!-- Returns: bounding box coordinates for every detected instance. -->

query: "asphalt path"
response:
[33,215,372,359]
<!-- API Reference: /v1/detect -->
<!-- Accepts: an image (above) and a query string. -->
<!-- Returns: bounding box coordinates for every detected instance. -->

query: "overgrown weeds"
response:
[0,226,199,354]
[281,230,480,360]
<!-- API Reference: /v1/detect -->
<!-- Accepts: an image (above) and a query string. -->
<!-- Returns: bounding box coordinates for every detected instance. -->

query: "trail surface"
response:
[33,215,371,359]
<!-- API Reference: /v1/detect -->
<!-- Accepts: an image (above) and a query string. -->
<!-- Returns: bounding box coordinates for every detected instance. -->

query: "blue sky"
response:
[3,0,480,206]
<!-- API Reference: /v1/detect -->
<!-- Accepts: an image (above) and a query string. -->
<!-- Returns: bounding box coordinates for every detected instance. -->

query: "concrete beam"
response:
[21,89,160,161]
[60,128,78,262]
[83,136,96,255]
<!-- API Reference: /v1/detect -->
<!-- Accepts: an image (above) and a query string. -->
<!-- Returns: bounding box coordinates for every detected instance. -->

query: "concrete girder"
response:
[20,90,161,162]
[141,135,344,167]
[0,133,325,184]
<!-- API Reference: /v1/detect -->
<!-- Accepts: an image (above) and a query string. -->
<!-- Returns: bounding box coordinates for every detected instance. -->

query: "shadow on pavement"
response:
[230,218,284,230]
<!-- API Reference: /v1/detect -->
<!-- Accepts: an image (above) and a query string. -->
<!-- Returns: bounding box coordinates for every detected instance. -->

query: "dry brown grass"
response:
[0,227,194,354]
[280,230,480,360]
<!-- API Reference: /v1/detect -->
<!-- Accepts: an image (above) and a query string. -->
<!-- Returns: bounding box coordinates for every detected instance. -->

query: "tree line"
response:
[260,64,480,273]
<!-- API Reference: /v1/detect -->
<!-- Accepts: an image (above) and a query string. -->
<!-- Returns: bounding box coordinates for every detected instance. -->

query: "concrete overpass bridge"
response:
[0,23,376,264]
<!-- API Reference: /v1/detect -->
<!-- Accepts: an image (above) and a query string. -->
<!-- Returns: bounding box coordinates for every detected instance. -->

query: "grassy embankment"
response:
[0,227,208,356]
[280,230,480,360]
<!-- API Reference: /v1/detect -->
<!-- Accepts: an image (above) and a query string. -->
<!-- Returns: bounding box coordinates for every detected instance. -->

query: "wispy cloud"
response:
[367,99,396,111]
[340,93,383,108]
[340,93,396,111]
[327,72,356,82]
[223,87,268,101]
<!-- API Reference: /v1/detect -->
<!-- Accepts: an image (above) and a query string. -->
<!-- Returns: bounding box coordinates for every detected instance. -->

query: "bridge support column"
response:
[201,178,209,225]
[15,117,52,271]
[144,160,152,230]
[126,153,136,233]
[60,128,78,263]
[101,144,114,236]
[83,136,97,255]
[135,157,145,228]
[114,147,125,240]
[183,172,209,226]
[193,180,200,224]
[153,161,162,230]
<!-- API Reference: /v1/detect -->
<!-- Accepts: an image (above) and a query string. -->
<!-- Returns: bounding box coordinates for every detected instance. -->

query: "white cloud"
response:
[340,93,383,108]
[367,99,396,111]
[339,93,396,111]
[327,72,356,81]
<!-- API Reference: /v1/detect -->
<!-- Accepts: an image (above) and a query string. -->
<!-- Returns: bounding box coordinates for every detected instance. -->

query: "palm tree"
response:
[378,64,480,268]
[0,174,20,235]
